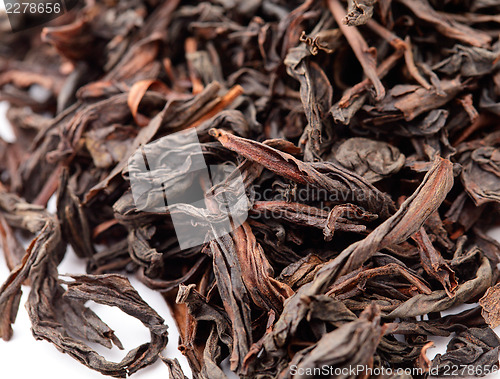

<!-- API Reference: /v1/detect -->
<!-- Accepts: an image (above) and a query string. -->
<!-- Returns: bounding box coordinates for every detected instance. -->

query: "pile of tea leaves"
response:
[1,0,500,378]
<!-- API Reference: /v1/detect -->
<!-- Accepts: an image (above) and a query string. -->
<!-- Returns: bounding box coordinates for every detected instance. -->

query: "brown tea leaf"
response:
[328,0,385,100]
[412,227,458,298]
[333,137,406,183]
[479,283,500,329]
[397,0,492,47]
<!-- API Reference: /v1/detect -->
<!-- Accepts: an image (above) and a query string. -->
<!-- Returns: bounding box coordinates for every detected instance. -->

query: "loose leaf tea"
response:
[1,0,500,378]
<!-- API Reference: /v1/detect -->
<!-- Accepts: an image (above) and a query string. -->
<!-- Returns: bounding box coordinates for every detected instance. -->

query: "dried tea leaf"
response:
[479,283,500,329]
[432,328,500,375]
[462,147,500,205]
[333,137,406,183]
[387,256,491,318]
[281,304,387,378]
[343,0,377,26]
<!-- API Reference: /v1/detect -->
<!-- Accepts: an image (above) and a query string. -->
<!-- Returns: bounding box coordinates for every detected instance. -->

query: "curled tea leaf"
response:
[333,137,406,183]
